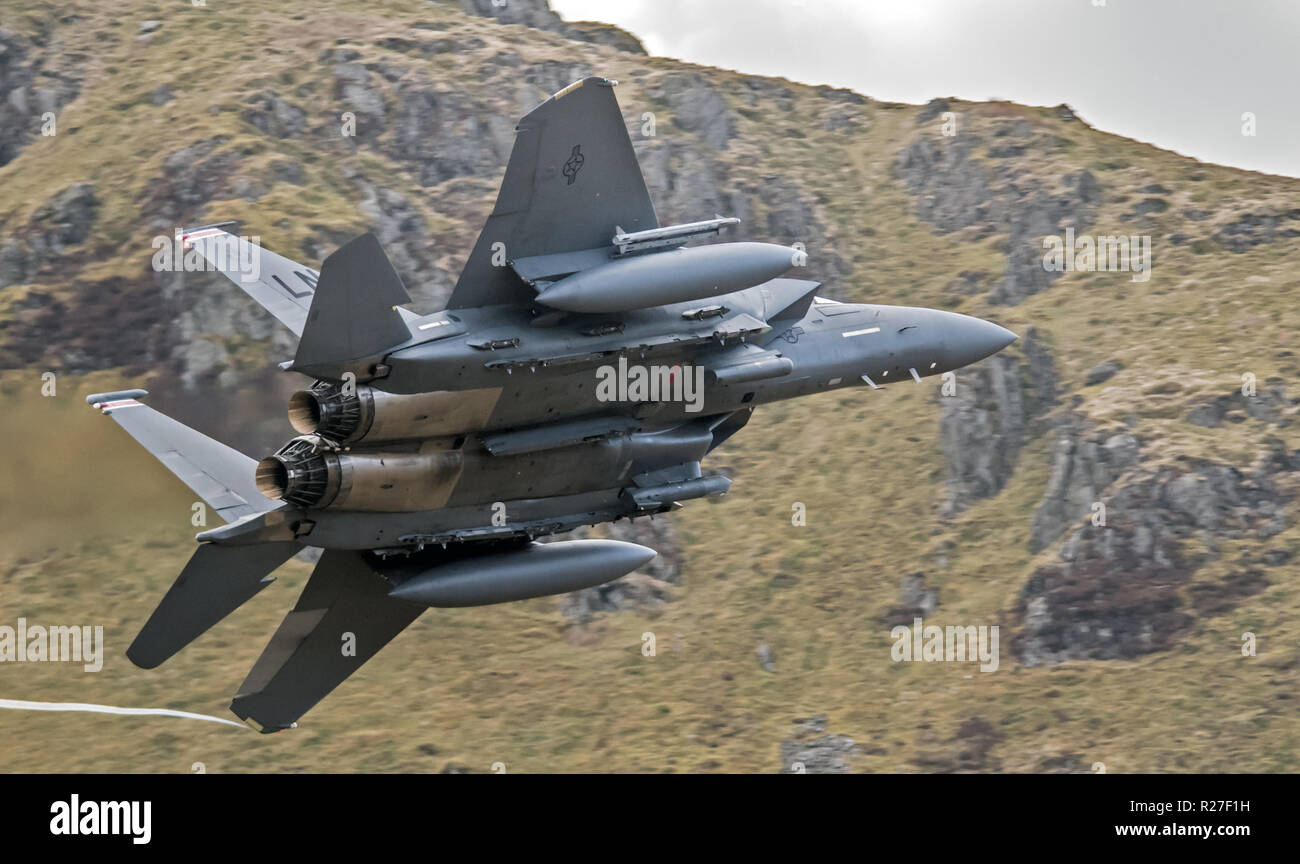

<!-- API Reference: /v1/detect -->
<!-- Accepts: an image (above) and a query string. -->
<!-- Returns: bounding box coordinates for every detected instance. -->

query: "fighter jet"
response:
[88,77,1016,732]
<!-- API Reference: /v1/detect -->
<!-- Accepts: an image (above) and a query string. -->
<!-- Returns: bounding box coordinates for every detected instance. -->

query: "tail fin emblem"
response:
[562,144,585,185]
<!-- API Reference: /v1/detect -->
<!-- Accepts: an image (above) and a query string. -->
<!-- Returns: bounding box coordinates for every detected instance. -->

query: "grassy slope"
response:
[0,0,1296,772]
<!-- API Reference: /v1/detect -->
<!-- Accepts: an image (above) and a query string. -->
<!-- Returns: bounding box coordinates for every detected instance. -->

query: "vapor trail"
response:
[0,698,248,729]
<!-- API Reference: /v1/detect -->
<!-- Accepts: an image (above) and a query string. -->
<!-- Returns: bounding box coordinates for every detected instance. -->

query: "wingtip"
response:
[178,220,240,239]
[124,643,165,670]
[228,700,295,734]
[85,388,148,406]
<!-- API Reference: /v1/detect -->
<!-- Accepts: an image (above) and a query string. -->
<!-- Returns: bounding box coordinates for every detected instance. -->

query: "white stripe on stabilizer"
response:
[97,399,144,413]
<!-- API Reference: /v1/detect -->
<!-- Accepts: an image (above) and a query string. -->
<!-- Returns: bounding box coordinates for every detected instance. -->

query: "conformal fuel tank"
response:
[534,242,801,313]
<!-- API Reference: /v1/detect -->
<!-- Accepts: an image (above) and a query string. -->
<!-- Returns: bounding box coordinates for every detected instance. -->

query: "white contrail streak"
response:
[0,698,248,729]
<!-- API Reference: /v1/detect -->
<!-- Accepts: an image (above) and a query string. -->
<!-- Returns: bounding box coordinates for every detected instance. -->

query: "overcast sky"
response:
[551,0,1300,179]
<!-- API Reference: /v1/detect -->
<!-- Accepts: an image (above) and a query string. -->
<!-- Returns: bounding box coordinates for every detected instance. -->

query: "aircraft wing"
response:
[181,222,420,336]
[446,77,659,309]
[229,549,425,733]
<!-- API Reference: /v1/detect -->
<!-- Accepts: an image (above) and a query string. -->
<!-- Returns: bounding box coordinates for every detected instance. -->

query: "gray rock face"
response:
[0,182,99,291]
[987,238,1058,306]
[332,60,385,132]
[387,73,515,185]
[0,27,84,168]
[896,124,1099,305]
[896,135,993,234]
[634,137,844,287]
[1029,419,1139,553]
[270,159,303,186]
[651,72,735,150]
[1083,359,1123,386]
[1214,210,1300,252]
[352,172,454,310]
[28,182,98,257]
[564,21,648,55]
[459,0,647,53]
[756,175,847,285]
[242,91,306,138]
[938,327,1057,518]
[916,98,952,125]
[780,716,859,774]
[1123,196,1169,222]
[459,0,567,33]
[635,138,728,224]
[988,170,1099,306]
[1185,382,1292,428]
[879,571,939,623]
[0,239,32,289]
[1016,440,1297,665]
[143,137,241,229]
[0,183,171,373]
[899,572,938,615]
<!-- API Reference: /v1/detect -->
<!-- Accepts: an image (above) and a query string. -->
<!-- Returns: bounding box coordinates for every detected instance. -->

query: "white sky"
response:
[551,0,1300,178]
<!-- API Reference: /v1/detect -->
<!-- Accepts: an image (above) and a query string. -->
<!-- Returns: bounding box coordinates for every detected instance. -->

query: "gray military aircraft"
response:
[88,77,1016,732]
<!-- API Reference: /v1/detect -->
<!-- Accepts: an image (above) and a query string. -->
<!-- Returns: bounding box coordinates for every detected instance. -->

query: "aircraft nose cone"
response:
[946,314,1018,367]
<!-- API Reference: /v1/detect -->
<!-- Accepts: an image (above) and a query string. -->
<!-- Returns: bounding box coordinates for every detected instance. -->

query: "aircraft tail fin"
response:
[126,541,299,669]
[446,77,658,310]
[292,233,413,380]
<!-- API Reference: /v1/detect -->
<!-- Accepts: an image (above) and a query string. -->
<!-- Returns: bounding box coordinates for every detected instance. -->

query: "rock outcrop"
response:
[459,0,647,53]
[1016,439,1297,665]
[939,327,1057,517]
[0,182,98,291]
[0,26,84,168]
[1028,418,1139,553]
[896,123,1100,306]
[1185,380,1293,428]
[780,715,859,774]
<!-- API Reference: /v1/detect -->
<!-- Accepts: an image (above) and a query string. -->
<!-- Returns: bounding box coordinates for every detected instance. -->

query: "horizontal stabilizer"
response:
[230,550,425,733]
[292,233,413,380]
[87,390,281,524]
[127,541,299,669]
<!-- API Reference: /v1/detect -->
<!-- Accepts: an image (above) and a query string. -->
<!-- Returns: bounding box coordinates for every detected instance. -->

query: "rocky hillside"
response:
[0,0,1296,773]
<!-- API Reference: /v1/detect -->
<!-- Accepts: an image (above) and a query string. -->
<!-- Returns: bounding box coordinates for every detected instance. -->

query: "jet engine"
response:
[255,436,463,511]
[288,381,499,444]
